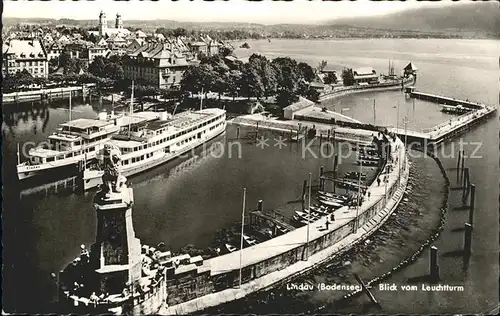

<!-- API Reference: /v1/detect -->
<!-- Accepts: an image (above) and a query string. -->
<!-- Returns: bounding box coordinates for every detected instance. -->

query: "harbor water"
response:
[2,39,498,313]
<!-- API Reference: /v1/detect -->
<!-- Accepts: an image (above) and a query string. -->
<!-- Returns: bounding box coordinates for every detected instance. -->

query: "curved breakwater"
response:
[161,134,409,314]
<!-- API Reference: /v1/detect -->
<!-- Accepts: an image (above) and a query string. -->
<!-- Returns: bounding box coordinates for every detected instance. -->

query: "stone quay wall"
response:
[162,136,408,315]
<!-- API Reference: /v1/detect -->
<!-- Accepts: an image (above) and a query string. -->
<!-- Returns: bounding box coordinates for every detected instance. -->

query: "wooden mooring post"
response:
[462,167,469,203]
[460,152,465,182]
[236,126,240,139]
[464,223,472,256]
[302,180,308,202]
[468,184,475,226]
[257,200,263,213]
[456,150,461,183]
[429,246,440,282]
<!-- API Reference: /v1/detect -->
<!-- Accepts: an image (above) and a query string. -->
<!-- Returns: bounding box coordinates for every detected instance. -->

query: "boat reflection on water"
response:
[132,133,226,189]
[19,175,83,200]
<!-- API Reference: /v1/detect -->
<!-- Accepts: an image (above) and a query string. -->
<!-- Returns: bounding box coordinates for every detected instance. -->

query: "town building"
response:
[64,41,110,65]
[122,42,192,88]
[2,39,49,78]
[188,36,223,57]
[47,42,65,62]
[283,96,315,119]
[352,67,379,84]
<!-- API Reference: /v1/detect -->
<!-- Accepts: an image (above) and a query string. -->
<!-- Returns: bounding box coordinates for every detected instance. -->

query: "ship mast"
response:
[69,89,72,121]
[128,80,134,138]
[199,87,204,111]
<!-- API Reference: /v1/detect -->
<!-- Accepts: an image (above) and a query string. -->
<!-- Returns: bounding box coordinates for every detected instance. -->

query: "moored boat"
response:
[356,159,379,166]
[81,108,227,190]
[16,112,160,180]
[440,104,471,114]
[318,199,343,209]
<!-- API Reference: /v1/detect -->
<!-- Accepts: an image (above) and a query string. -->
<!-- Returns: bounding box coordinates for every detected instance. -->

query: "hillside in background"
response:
[3,2,499,39]
[326,1,500,38]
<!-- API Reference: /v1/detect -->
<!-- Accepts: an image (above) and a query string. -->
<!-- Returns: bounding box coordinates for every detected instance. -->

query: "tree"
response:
[104,63,124,80]
[180,66,204,94]
[238,64,264,100]
[271,57,300,90]
[219,46,233,57]
[173,27,187,38]
[179,64,216,95]
[298,62,315,83]
[317,60,327,73]
[226,70,242,101]
[89,56,106,77]
[276,89,299,109]
[323,72,338,85]
[248,54,277,97]
[341,68,355,86]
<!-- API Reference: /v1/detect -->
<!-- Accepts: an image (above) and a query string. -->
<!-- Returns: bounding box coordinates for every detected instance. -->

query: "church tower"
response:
[99,11,108,36]
[115,13,123,29]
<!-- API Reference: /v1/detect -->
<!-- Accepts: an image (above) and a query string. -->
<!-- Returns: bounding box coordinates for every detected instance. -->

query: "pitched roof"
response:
[3,39,47,59]
[404,62,418,71]
[353,67,376,76]
[283,96,315,112]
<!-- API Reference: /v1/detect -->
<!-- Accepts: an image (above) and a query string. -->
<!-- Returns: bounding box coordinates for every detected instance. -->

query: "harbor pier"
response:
[405,88,485,110]
[2,84,95,105]
[160,135,409,314]
[390,100,496,146]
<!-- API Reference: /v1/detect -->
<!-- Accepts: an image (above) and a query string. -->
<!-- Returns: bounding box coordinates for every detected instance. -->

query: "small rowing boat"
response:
[356,159,379,166]
[225,244,238,253]
[319,199,343,209]
[317,191,349,201]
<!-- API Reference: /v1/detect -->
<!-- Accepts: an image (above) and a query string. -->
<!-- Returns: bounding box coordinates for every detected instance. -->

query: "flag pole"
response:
[239,188,246,288]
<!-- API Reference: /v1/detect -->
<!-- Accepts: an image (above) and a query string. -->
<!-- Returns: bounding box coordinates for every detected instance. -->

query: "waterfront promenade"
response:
[161,135,409,315]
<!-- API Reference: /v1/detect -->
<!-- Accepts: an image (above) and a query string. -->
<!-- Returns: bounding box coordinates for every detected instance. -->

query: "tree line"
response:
[180,53,321,109]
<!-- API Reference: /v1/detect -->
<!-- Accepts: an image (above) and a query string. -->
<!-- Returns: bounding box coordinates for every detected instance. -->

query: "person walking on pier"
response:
[377,177,381,186]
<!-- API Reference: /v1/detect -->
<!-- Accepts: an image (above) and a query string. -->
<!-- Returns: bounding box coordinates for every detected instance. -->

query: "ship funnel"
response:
[98,111,107,120]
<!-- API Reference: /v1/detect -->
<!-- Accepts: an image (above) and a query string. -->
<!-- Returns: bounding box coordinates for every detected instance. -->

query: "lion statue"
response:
[98,143,127,197]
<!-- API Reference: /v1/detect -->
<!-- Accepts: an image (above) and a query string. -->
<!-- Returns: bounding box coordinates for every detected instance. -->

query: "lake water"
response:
[2,38,499,313]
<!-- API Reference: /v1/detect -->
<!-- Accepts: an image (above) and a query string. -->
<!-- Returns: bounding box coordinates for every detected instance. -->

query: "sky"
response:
[4,0,455,25]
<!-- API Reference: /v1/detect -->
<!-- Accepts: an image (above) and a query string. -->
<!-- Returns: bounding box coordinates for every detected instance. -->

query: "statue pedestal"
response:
[90,183,141,294]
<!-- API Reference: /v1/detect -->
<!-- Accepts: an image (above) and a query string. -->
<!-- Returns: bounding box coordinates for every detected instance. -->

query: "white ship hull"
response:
[82,122,226,191]
[17,150,99,180]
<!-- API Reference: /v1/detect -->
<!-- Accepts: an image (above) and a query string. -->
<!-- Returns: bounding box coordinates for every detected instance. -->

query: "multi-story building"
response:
[47,42,64,62]
[64,41,109,65]
[352,67,379,84]
[122,43,192,88]
[2,39,49,78]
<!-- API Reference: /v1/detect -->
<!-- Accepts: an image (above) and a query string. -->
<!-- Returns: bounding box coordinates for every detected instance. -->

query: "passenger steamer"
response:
[16,111,161,180]
[81,108,227,190]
